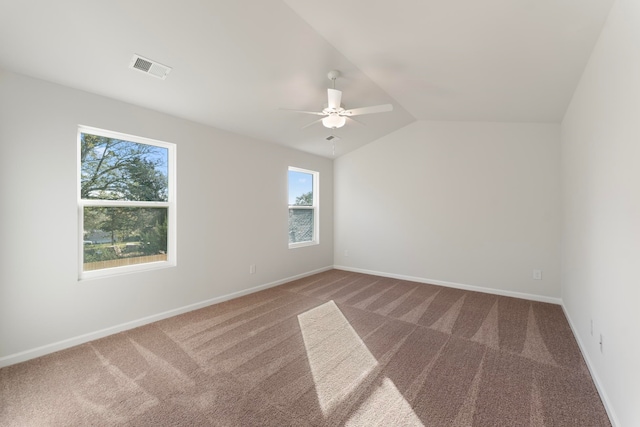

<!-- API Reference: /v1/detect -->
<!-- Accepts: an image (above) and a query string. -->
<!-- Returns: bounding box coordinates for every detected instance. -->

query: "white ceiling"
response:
[0,0,613,158]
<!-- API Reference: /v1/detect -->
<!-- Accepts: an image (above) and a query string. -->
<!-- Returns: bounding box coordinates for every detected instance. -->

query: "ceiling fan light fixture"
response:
[322,115,346,129]
[281,70,392,131]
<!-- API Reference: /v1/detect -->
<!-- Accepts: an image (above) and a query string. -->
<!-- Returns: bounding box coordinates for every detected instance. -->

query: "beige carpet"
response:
[0,270,611,426]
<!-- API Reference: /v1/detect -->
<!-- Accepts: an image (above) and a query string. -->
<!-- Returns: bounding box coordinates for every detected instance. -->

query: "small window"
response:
[78,126,176,279]
[288,167,319,248]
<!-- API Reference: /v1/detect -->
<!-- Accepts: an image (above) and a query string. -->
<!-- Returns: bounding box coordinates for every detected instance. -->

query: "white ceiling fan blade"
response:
[301,117,325,129]
[342,104,393,116]
[327,88,342,109]
[345,116,365,126]
[279,108,326,116]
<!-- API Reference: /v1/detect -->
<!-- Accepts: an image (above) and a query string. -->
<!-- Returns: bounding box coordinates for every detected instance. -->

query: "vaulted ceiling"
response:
[0,0,614,157]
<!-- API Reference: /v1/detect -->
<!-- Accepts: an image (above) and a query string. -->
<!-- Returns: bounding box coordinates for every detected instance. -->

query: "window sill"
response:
[289,240,319,249]
[79,260,176,281]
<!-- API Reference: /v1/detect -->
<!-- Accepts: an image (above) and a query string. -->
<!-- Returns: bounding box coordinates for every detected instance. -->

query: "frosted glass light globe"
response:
[322,115,346,129]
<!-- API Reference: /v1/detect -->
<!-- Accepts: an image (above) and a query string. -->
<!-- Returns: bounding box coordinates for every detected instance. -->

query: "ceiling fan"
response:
[282,70,393,129]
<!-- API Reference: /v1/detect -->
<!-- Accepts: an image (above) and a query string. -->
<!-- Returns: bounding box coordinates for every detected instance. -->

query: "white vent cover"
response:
[129,54,172,80]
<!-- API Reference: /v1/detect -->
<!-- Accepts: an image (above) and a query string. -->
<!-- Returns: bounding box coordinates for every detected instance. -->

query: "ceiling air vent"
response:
[129,54,172,80]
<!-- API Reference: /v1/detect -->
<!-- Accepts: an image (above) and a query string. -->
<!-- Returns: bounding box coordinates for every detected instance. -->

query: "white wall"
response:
[0,71,333,362]
[334,121,561,300]
[561,0,640,425]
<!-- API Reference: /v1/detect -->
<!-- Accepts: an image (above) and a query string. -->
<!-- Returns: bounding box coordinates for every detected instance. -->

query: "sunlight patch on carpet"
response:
[298,301,377,415]
[298,300,422,425]
[345,377,424,426]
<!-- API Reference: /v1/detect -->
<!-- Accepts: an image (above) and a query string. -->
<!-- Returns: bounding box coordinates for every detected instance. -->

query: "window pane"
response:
[83,206,168,271]
[80,133,169,202]
[289,208,314,243]
[288,170,313,206]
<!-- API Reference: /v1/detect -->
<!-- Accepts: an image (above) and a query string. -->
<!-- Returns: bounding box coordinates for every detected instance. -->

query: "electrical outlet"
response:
[590,319,593,336]
[249,264,256,275]
[532,269,542,280]
[344,249,349,257]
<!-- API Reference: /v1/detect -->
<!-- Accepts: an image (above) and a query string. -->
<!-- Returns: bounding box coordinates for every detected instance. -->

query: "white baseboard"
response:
[561,305,619,427]
[0,266,333,369]
[333,265,562,305]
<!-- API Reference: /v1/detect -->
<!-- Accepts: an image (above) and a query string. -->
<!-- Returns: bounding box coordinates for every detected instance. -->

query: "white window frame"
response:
[77,125,177,280]
[288,166,319,249]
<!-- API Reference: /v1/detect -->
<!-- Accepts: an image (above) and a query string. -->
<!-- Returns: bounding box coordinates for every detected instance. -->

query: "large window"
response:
[78,126,176,279]
[288,167,319,248]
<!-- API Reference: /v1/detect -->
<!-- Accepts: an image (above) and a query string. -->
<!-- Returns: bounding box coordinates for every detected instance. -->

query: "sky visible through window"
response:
[288,170,313,205]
